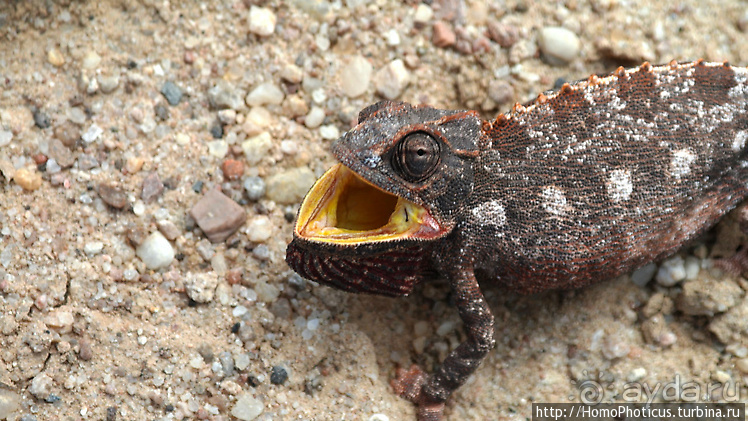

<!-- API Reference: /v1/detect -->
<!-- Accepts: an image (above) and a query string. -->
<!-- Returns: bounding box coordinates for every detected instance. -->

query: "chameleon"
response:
[285,59,748,420]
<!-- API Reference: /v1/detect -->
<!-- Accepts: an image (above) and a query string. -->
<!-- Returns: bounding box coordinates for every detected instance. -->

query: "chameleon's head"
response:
[286,101,481,296]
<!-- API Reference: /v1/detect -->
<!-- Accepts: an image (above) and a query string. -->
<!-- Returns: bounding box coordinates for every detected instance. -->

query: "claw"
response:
[392,365,446,421]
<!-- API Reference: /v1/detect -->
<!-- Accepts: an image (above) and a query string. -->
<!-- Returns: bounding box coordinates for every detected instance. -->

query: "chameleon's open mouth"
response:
[295,164,444,244]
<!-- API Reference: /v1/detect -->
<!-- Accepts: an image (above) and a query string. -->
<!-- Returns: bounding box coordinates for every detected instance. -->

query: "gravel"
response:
[160,81,183,106]
[231,393,264,421]
[339,55,372,98]
[537,26,581,65]
[374,59,410,100]
[189,189,247,243]
[265,167,316,205]
[243,176,266,201]
[136,232,175,270]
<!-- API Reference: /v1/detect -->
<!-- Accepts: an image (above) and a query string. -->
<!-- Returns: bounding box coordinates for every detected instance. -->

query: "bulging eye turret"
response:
[392,132,440,182]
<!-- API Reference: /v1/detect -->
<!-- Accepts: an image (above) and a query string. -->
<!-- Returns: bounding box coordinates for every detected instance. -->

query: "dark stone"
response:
[160,81,182,106]
[98,183,128,209]
[33,109,51,129]
[210,122,223,139]
[270,366,288,385]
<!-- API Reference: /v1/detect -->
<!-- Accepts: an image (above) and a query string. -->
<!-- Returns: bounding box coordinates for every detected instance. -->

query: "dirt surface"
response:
[1,1,748,420]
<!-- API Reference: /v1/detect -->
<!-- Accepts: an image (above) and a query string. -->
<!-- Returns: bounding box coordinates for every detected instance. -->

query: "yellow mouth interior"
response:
[295,164,440,244]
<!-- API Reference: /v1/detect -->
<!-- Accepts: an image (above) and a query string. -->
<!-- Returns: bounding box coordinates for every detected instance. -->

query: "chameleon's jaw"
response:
[295,164,445,244]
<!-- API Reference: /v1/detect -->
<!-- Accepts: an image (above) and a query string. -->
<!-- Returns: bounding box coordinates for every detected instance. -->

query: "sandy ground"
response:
[1,1,748,420]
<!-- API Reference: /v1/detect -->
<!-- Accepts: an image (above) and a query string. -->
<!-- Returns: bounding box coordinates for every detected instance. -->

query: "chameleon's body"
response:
[286,60,748,419]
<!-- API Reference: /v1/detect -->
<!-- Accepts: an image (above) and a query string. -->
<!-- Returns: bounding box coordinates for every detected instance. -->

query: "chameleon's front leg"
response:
[393,259,496,420]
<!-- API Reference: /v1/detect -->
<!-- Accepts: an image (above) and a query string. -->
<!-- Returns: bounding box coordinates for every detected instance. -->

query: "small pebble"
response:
[369,415,390,421]
[210,122,224,139]
[231,393,264,421]
[432,21,456,48]
[384,29,400,46]
[81,50,101,69]
[208,140,228,158]
[280,140,298,155]
[0,388,20,418]
[98,183,128,209]
[487,22,520,48]
[84,241,104,256]
[712,370,731,384]
[270,298,292,319]
[218,109,237,125]
[736,358,748,374]
[141,172,165,203]
[47,48,65,67]
[125,156,145,173]
[246,83,284,107]
[413,4,433,24]
[631,262,657,287]
[248,216,273,242]
[627,367,647,382]
[208,81,246,111]
[243,107,272,136]
[270,366,288,385]
[82,124,103,143]
[161,81,182,106]
[185,272,219,303]
[136,232,175,270]
[0,129,12,147]
[280,64,303,84]
[53,122,80,147]
[47,138,74,168]
[252,245,271,261]
[189,189,247,243]
[15,168,42,191]
[44,308,74,333]
[33,109,51,129]
[243,176,266,201]
[46,159,61,174]
[157,220,181,241]
[242,132,273,165]
[683,256,700,281]
[487,80,515,105]
[374,59,410,100]
[196,239,215,261]
[29,373,53,400]
[248,6,276,37]
[222,159,245,181]
[98,74,120,94]
[78,154,99,171]
[265,167,316,204]
[537,26,581,65]
[656,256,686,287]
[339,55,372,98]
[304,107,325,129]
[319,124,339,140]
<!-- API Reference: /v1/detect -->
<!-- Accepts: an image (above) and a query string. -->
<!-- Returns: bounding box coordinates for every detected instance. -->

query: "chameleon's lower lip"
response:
[295,164,444,244]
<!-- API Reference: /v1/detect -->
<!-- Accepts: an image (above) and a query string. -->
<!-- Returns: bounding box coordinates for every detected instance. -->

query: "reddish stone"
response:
[432,21,456,48]
[189,189,247,243]
[222,159,244,181]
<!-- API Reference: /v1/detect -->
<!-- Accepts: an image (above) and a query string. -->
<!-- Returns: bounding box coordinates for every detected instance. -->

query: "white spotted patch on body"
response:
[670,148,696,179]
[733,130,748,152]
[606,169,633,203]
[541,186,568,216]
[472,200,507,228]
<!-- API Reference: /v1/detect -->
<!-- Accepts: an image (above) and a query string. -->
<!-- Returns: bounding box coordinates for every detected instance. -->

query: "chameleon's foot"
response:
[392,365,446,421]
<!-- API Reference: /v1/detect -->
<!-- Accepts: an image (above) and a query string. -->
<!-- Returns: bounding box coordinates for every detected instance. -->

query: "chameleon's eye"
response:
[393,132,440,182]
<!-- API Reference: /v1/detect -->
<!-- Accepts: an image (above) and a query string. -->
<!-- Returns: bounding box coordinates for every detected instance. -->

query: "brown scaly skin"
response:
[286,60,748,419]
